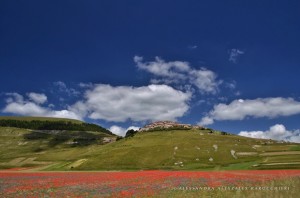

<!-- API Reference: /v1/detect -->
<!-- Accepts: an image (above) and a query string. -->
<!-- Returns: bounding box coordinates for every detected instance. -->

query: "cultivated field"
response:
[1,127,300,171]
[0,170,299,197]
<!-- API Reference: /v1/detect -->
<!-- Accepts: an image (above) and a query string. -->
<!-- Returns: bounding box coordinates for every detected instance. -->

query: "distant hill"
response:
[0,116,116,170]
[76,128,300,171]
[0,116,83,123]
[0,126,116,170]
[0,119,300,171]
[0,116,113,135]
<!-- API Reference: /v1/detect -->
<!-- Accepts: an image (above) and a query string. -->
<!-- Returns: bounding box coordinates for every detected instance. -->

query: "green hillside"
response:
[0,116,83,123]
[1,123,299,171]
[0,116,113,135]
[0,116,116,170]
[74,129,300,171]
[0,126,116,170]
[0,117,300,170]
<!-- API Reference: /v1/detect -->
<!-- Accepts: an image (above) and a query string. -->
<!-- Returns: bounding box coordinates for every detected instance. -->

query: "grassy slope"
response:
[1,127,300,171]
[0,116,113,134]
[0,116,83,124]
[76,129,300,171]
[0,127,115,169]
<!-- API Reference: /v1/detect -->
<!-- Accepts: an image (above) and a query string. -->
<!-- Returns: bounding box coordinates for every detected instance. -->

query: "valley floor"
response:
[0,169,300,197]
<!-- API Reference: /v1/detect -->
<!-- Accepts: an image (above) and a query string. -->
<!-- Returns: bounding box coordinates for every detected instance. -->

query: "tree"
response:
[125,129,138,138]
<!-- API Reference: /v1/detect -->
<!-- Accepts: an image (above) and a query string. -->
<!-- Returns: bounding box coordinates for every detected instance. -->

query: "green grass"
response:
[0,116,83,123]
[74,129,300,171]
[0,127,115,169]
[290,145,300,151]
[0,116,113,134]
[262,155,300,163]
[1,126,300,171]
[222,161,259,170]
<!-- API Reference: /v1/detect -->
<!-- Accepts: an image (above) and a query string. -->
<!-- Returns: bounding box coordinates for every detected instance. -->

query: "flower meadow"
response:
[0,170,300,197]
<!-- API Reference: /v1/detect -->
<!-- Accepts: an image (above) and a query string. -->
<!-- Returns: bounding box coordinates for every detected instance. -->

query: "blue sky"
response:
[1,1,300,140]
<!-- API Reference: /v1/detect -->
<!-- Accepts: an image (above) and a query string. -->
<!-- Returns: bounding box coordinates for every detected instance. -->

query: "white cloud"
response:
[71,84,191,122]
[2,93,82,120]
[239,124,300,143]
[48,110,81,120]
[134,56,221,94]
[198,97,300,125]
[134,56,189,79]
[198,116,214,126]
[53,81,80,96]
[27,92,47,104]
[5,93,24,103]
[109,125,140,137]
[189,69,220,94]
[79,82,93,88]
[229,48,244,63]
[3,84,191,123]
[127,126,140,131]
[4,101,48,116]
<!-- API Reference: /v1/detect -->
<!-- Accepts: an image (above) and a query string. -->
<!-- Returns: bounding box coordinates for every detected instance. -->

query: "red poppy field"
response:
[1,170,300,197]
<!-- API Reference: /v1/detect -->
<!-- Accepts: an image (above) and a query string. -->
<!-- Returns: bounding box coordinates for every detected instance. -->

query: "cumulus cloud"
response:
[229,49,244,63]
[70,84,191,122]
[5,93,24,103]
[134,56,221,94]
[198,116,214,126]
[239,124,300,143]
[198,97,300,125]
[134,56,190,79]
[109,125,140,137]
[2,93,81,120]
[27,92,47,104]
[4,101,48,116]
[2,84,191,123]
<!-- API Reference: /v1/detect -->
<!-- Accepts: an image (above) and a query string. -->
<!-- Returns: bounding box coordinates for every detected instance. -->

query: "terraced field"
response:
[1,126,299,171]
[0,127,116,170]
